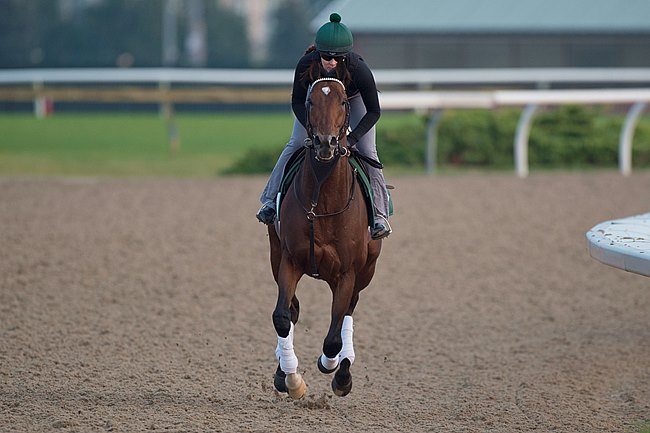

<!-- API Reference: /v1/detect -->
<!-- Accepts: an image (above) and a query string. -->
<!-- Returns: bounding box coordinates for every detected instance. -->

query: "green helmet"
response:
[315,13,353,55]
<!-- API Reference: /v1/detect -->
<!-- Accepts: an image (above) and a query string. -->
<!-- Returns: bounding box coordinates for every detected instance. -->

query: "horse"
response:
[267,77,382,399]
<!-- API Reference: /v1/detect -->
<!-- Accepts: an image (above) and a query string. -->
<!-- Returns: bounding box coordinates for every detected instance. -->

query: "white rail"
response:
[379,88,650,177]
[0,68,294,85]
[379,89,650,109]
[2,67,650,87]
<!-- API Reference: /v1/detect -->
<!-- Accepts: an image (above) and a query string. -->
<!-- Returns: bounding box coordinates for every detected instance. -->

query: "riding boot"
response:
[371,215,392,240]
[256,204,276,225]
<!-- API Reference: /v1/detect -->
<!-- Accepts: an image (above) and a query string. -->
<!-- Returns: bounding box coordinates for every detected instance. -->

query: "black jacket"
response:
[291,50,381,145]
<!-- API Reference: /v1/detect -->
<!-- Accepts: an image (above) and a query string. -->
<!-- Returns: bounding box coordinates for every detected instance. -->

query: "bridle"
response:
[300,76,355,214]
[305,77,351,160]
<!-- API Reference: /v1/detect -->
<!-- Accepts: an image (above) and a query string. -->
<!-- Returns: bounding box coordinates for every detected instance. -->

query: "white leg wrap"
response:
[339,315,355,365]
[319,353,339,371]
[275,322,298,374]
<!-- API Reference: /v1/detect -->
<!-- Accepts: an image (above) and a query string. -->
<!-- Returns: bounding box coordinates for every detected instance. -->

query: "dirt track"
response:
[1,172,649,432]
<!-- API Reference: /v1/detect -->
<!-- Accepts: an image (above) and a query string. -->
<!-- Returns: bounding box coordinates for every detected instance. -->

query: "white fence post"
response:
[514,104,538,178]
[425,109,442,174]
[33,82,46,118]
[619,102,646,176]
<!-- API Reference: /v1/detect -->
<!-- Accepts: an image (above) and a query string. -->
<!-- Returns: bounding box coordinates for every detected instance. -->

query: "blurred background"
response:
[3,0,650,70]
[0,0,329,69]
[1,0,650,176]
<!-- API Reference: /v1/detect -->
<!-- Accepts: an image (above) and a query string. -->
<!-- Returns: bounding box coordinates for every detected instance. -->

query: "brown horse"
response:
[268,78,382,399]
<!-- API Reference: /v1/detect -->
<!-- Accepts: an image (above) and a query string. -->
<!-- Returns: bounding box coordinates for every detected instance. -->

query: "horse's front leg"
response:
[272,257,306,399]
[319,275,357,397]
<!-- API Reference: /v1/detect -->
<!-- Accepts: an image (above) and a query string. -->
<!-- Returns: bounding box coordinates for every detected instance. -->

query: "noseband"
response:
[305,77,351,160]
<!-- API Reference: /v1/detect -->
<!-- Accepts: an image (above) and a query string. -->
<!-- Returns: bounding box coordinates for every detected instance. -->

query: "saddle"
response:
[276,147,393,226]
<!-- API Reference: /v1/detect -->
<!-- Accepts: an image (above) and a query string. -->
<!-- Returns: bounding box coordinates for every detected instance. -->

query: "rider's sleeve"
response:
[291,55,312,130]
[348,60,381,145]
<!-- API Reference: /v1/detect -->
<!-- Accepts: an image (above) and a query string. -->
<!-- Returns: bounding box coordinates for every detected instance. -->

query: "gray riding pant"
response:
[259,92,390,221]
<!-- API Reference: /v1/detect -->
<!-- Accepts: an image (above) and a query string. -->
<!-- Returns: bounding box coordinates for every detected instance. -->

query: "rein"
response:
[298,78,355,277]
[294,148,357,221]
[294,147,357,278]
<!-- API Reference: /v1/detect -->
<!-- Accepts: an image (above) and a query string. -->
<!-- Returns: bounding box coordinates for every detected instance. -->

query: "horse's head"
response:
[306,78,350,162]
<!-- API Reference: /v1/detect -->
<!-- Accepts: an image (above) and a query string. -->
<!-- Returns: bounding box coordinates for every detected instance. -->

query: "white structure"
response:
[586,213,650,278]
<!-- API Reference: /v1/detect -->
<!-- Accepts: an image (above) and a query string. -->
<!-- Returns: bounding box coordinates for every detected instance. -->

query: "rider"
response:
[256,13,392,240]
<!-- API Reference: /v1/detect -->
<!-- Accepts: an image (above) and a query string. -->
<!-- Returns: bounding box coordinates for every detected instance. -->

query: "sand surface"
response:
[1,172,649,432]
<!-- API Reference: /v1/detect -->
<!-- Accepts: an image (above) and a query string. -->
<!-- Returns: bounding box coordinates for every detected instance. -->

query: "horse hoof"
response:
[331,358,352,397]
[273,366,288,393]
[331,374,352,397]
[317,355,337,374]
[285,373,307,399]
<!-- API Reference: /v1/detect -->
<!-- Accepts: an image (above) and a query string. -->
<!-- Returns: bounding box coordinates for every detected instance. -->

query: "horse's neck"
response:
[299,154,352,211]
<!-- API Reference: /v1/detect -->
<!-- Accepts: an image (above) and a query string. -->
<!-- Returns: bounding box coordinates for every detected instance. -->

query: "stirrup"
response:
[371,217,392,240]
[256,204,276,225]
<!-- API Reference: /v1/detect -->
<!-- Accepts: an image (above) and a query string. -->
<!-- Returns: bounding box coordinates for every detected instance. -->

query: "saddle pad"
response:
[276,148,392,226]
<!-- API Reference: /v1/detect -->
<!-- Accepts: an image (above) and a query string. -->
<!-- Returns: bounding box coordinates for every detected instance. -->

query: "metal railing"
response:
[379,89,650,177]
[2,67,650,87]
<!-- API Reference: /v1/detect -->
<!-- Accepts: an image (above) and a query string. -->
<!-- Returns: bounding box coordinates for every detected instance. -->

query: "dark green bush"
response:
[437,109,518,167]
[221,146,282,175]
[224,107,650,174]
[376,119,427,166]
[528,105,617,167]
[633,119,650,166]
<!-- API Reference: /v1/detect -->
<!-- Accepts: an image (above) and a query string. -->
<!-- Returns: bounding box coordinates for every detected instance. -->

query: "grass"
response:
[0,112,295,177]
[0,111,433,177]
[2,111,645,177]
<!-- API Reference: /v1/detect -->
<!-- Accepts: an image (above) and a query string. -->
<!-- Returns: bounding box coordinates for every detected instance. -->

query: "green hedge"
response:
[437,108,518,167]
[221,146,282,175]
[224,106,650,174]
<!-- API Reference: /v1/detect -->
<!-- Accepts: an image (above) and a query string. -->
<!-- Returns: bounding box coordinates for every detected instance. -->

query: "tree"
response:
[203,1,250,68]
[0,0,251,69]
[43,0,163,67]
[0,1,58,68]
[266,0,312,68]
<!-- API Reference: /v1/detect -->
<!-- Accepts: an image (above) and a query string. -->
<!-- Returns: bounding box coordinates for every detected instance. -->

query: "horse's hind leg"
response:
[290,295,300,323]
[329,314,355,396]
[332,358,352,396]
[318,275,358,396]
[326,257,377,393]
